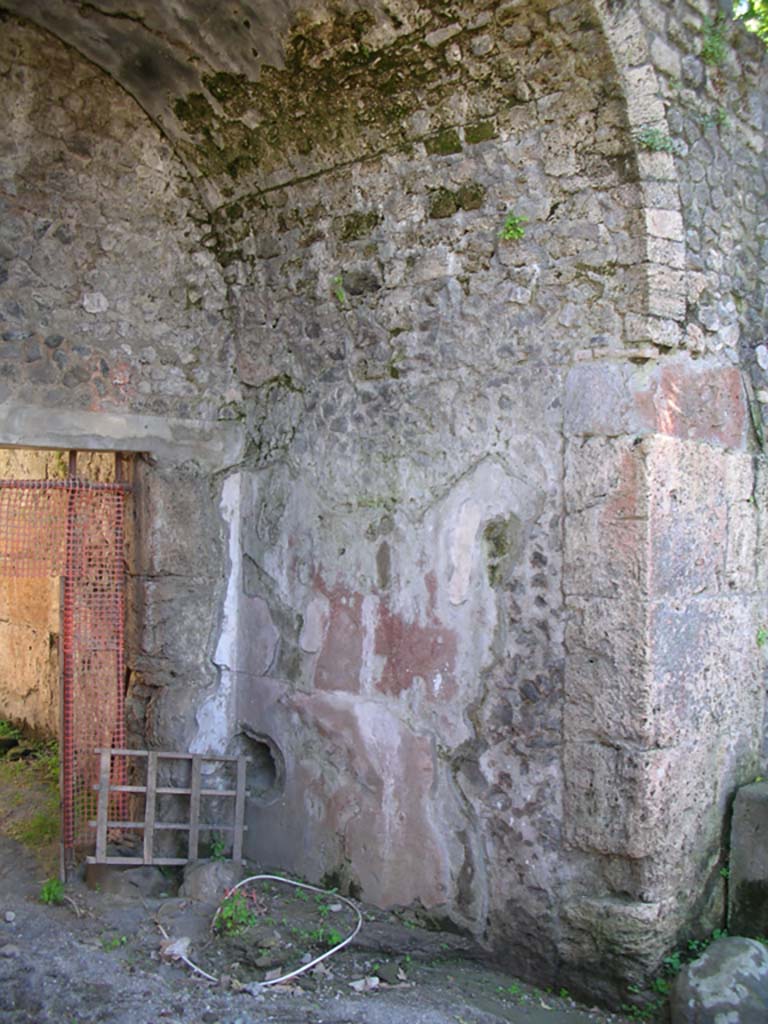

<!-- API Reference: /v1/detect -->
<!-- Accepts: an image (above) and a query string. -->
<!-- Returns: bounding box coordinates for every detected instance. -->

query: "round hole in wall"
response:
[230,728,285,805]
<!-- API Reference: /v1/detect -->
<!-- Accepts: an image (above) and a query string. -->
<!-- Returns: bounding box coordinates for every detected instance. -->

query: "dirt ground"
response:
[0,746,646,1024]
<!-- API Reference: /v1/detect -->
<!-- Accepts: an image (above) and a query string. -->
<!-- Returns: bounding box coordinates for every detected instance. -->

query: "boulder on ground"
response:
[670,936,768,1024]
[179,860,245,903]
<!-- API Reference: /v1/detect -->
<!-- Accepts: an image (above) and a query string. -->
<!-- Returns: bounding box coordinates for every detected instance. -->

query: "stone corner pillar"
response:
[562,430,765,986]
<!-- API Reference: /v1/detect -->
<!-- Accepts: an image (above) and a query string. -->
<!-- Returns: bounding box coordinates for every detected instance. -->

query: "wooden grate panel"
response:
[87,748,249,866]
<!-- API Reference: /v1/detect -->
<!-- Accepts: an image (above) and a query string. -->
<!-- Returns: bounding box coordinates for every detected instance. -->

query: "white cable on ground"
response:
[213,874,363,989]
[157,873,362,991]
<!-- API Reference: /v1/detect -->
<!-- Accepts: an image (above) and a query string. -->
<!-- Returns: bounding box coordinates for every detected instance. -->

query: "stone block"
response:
[564,437,648,601]
[729,782,768,936]
[645,208,684,242]
[564,597,650,745]
[646,265,686,319]
[563,362,651,438]
[564,733,739,875]
[650,597,763,747]
[646,435,756,597]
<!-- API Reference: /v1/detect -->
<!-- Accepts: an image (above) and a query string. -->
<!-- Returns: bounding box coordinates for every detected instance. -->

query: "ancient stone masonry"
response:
[0,0,766,1008]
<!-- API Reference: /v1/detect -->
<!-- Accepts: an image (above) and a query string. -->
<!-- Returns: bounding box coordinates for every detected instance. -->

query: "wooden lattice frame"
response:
[87,748,248,866]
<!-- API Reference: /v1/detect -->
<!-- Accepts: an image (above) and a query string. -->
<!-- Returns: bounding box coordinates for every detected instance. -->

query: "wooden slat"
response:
[89,820,246,833]
[86,856,189,866]
[188,755,202,861]
[143,751,157,864]
[95,749,111,862]
[233,756,246,862]
[91,784,146,794]
[95,748,246,763]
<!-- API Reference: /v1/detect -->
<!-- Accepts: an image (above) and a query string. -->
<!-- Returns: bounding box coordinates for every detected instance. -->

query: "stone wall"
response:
[0,16,234,421]
[0,0,766,1008]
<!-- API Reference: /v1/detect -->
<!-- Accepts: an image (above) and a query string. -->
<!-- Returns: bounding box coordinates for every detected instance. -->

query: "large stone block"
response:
[729,782,768,937]
[670,937,768,1024]
[564,356,749,449]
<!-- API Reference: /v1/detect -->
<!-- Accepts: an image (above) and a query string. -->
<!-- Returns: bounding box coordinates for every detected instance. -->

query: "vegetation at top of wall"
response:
[701,12,729,64]
[734,0,768,42]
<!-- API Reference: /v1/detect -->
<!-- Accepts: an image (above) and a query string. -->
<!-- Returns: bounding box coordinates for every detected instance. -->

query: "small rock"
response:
[0,944,20,958]
[349,976,380,993]
[670,936,768,1024]
[4,911,15,923]
[82,291,109,314]
[375,961,402,985]
[179,860,245,902]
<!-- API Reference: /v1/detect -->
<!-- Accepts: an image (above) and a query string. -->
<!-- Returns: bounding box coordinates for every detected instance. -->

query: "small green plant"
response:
[0,719,20,741]
[39,877,64,904]
[635,126,678,154]
[720,866,730,879]
[701,13,728,66]
[497,983,521,996]
[209,833,226,862]
[499,212,528,241]
[758,625,768,647]
[102,934,127,951]
[332,274,347,307]
[215,889,257,935]
[293,885,309,902]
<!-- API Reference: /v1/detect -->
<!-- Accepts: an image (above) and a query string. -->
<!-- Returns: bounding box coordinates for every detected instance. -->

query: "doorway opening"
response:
[0,447,132,875]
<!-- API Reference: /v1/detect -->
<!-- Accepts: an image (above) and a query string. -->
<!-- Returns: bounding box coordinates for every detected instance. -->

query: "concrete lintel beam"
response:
[0,402,244,471]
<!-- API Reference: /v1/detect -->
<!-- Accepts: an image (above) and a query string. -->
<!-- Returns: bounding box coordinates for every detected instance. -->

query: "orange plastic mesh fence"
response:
[0,478,128,855]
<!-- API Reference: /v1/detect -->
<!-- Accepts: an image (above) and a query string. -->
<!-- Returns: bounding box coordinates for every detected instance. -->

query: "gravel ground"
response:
[0,834,645,1024]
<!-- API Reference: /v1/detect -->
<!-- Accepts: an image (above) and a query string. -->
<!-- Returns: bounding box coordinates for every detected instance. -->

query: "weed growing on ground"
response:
[39,877,64,904]
[215,889,257,935]
[0,719,21,741]
[8,808,58,847]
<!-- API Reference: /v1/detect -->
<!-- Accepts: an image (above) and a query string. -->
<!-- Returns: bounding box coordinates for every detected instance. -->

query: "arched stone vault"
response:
[0,0,766,1007]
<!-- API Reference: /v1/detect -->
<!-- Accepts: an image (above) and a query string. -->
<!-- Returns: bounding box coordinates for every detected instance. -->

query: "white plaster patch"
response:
[360,593,384,691]
[192,670,234,753]
[448,498,484,605]
[213,473,242,671]
[299,593,331,653]
[195,473,241,753]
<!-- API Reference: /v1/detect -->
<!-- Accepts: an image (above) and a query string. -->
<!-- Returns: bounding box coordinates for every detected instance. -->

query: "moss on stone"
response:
[336,210,382,242]
[465,120,497,144]
[173,92,215,129]
[425,128,462,155]
[429,187,459,219]
[457,182,486,210]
